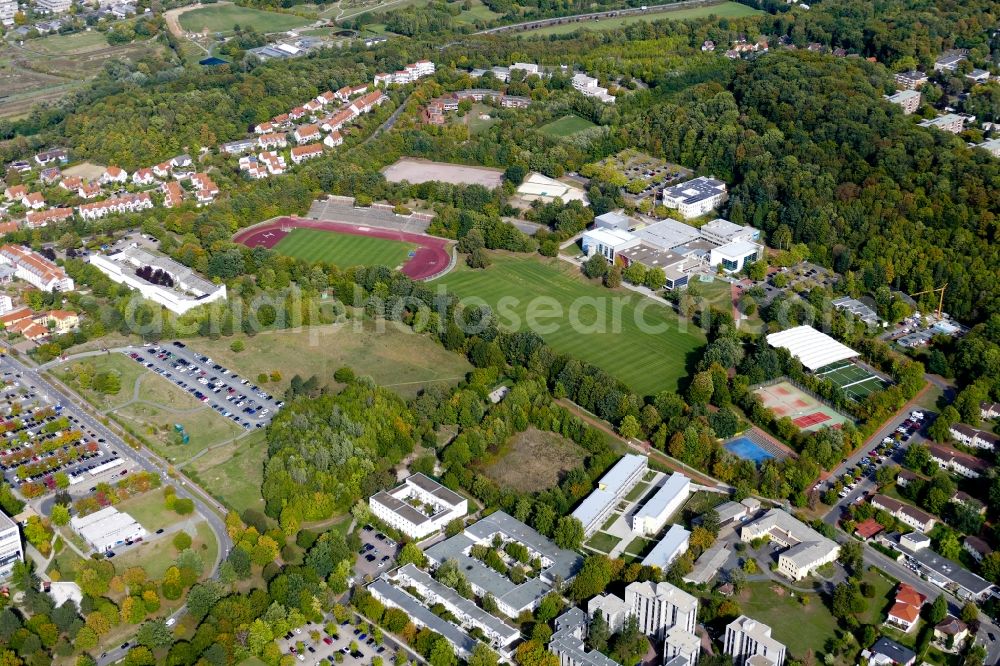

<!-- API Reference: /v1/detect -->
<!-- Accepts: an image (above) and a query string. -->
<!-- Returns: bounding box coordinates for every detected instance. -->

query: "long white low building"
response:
[88,246,227,315]
[70,507,146,552]
[572,454,647,537]
[631,473,690,536]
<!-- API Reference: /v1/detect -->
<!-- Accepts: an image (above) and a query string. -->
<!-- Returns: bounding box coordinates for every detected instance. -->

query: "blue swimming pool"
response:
[725,436,775,463]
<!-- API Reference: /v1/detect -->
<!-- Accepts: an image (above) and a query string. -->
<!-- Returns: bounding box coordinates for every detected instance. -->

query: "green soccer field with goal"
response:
[272,229,416,269]
[438,254,705,396]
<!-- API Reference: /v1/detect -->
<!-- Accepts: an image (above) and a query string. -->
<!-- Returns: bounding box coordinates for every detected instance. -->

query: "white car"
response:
[166,618,176,627]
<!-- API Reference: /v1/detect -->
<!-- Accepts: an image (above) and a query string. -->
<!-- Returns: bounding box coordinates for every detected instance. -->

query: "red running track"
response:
[233,217,452,281]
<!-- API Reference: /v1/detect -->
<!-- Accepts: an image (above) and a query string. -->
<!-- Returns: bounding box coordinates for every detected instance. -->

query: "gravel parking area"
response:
[123,342,283,432]
[382,158,504,188]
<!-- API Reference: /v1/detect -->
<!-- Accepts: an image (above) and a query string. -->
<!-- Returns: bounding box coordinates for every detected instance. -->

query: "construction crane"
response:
[910,284,947,319]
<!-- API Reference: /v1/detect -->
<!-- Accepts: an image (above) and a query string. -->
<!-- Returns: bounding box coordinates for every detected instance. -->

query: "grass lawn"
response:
[179,5,309,33]
[623,536,651,556]
[438,255,704,396]
[527,1,762,36]
[116,491,187,533]
[114,399,243,465]
[463,103,499,135]
[625,482,651,502]
[52,354,145,411]
[539,114,597,138]
[455,0,502,24]
[738,580,839,659]
[858,567,898,626]
[601,513,620,531]
[273,228,416,270]
[680,490,728,520]
[187,430,267,511]
[176,321,472,400]
[483,428,586,493]
[30,30,110,55]
[585,532,621,553]
[46,548,85,581]
[113,520,218,580]
[136,372,208,410]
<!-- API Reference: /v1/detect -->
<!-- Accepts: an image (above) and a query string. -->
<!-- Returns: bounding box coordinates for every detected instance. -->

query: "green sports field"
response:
[272,228,416,269]
[539,115,597,138]
[438,255,705,396]
[526,1,762,36]
[815,360,887,401]
[179,5,309,34]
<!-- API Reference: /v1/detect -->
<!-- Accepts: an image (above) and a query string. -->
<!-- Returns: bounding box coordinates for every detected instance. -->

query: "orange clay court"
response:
[754,380,850,432]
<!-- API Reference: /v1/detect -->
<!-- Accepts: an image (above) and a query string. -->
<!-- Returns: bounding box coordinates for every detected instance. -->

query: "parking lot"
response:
[277,618,397,666]
[356,525,398,579]
[0,362,137,494]
[124,341,284,432]
[820,410,931,525]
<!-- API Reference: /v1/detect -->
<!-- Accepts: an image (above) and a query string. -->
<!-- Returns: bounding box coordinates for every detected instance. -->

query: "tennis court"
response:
[815,360,886,401]
[754,380,850,432]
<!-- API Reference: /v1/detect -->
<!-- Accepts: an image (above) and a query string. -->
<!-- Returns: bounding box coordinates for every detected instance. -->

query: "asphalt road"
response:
[0,354,234,666]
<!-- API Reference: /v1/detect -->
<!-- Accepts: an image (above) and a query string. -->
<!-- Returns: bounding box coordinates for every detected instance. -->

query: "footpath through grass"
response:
[438,254,704,396]
[273,228,416,270]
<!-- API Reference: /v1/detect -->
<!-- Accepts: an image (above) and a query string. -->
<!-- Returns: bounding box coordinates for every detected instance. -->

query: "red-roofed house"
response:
[132,168,156,186]
[78,182,102,200]
[323,131,343,148]
[290,144,323,165]
[254,121,275,135]
[886,584,926,633]
[3,185,27,201]
[100,166,128,184]
[22,193,45,210]
[855,518,884,540]
[293,124,321,144]
[317,91,336,106]
[0,222,19,236]
[41,310,79,333]
[162,181,184,208]
[26,208,73,228]
[258,133,288,150]
[0,307,33,328]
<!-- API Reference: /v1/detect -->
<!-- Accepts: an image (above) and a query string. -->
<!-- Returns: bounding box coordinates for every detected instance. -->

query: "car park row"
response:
[124,341,283,431]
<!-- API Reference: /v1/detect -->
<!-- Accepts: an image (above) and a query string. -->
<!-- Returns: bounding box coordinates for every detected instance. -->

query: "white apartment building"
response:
[664,625,700,664]
[369,473,467,539]
[34,0,70,13]
[884,89,921,115]
[918,114,965,134]
[571,454,647,536]
[624,580,698,640]
[571,73,615,103]
[739,508,839,581]
[632,473,690,536]
[0,244,74,292]
[661,177,728,219]
[88,246,226,315]
[724,616,786,666]
[549,607,622,666]
[392,564,519,650]
[0,511,23,579]
[0,0,18,26]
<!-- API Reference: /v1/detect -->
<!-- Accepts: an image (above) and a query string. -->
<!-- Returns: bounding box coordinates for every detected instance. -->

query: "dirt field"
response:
[483,428,586,493]
[382,158,504,188]
[62,162,107,180]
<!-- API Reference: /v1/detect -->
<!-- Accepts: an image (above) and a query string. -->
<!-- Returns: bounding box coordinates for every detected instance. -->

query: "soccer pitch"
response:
[438,254,705,396]
[272,228,416,269]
